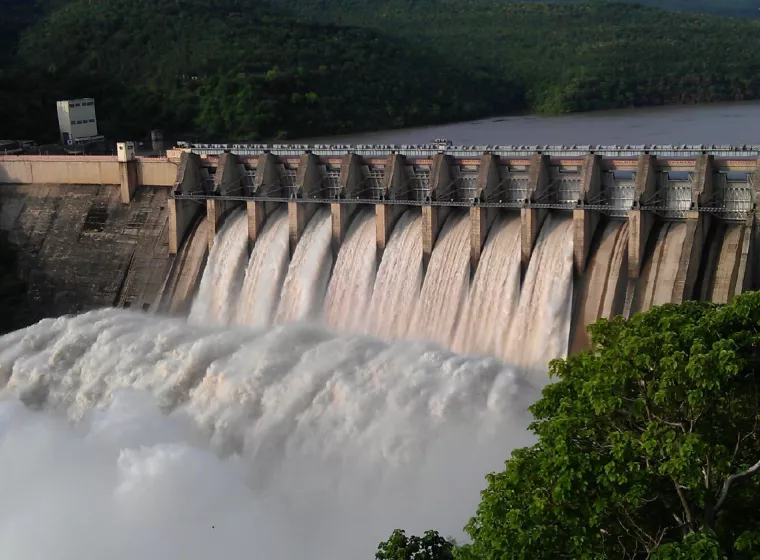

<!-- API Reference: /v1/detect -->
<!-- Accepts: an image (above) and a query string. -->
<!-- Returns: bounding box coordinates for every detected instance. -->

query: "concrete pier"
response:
[573,154,602,274]
[207,152,243,250]
[288,153,319,257]
[623,154,658,317]
[376,153,408,264]
[734,215,755,300]
[246,153,281,252]
[672,154,713,303]
[330,154,363,260]
[119,160,138,204]
[422,153,453,273]
[168,151,203,254]
[521,153,550,279]
[470,153,500,277]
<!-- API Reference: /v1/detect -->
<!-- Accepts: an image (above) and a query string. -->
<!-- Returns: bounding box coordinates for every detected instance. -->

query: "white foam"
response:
[0,310,539,560]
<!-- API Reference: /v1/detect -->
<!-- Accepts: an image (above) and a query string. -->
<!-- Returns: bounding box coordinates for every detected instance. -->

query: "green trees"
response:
[376,529,456,560]
[383,292,760,559]
[0,0,509,142]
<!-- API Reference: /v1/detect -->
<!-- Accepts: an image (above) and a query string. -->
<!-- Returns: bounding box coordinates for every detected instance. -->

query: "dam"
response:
[1,143,758,357]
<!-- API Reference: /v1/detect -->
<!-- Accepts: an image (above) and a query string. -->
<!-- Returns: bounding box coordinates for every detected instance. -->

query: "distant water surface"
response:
[303,101,760,145]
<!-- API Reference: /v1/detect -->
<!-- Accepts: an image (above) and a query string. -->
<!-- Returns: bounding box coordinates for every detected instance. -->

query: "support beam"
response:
[207,152,243,250]
[573,154,602,274]
[288,153,319,257]
[376,153,408,264]
[470,153,500,277]
[422,153,453,273]
[521,153,550,279]
[672,154,714,304]
[168,151,203,254]
[623,154,658,317]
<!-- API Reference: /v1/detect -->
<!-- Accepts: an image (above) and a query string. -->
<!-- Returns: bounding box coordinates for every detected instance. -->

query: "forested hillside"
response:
[0,0,513,141]
[4,0,760,142]
[274,0,760,114]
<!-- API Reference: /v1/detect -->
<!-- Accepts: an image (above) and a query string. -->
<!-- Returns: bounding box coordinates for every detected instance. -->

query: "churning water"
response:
[0,207,578,560]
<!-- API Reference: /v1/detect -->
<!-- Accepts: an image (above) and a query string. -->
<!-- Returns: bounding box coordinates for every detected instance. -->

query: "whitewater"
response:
[0,208,575,559]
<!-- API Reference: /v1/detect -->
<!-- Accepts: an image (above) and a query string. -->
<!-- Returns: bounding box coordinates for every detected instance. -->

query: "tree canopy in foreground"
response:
[382,292,760,559]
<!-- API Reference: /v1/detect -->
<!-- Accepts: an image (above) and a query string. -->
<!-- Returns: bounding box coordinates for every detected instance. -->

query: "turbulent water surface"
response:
[0,204,581,560]
[0,310,538,559]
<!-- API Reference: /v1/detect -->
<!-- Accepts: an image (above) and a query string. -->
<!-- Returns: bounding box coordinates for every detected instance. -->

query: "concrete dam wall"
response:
[2,144,759,358]
[0,153,181,324]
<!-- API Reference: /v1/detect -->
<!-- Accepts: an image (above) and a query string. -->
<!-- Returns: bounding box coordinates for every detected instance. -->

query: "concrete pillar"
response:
[521,153,551,278]
[470,153,500,276]
[119,160,138,204]
[733,214,755,301]
[288,153,319,257]
[246,152,282,253]
[339,153,363,199]
[330,154,362,260]
[376,153,408,264]
[331,203,353,261]
[253,153,282,197]
[623,154,658,317]
[207,152,243,250]
[422,153,453,273]
[672,154,714,303]
[572,154,602,274]
[168,151,203,254]
[627,154,658,278]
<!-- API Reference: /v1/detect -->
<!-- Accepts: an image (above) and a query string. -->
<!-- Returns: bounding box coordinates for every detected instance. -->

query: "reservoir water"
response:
[307,101,760,145]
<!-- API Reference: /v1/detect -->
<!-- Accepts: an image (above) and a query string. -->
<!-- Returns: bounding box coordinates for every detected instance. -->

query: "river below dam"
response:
[1,101,759,559]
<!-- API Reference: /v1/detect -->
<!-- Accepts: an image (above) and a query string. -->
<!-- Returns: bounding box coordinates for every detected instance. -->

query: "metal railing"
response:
[177,142,760,159]
[167,191,755,219]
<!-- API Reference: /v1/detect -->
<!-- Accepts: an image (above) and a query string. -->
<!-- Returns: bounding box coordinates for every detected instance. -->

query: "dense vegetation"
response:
[381,292,760,559]
[4,0,760,142]
[0,0,511,142]
[275,0,760,115]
